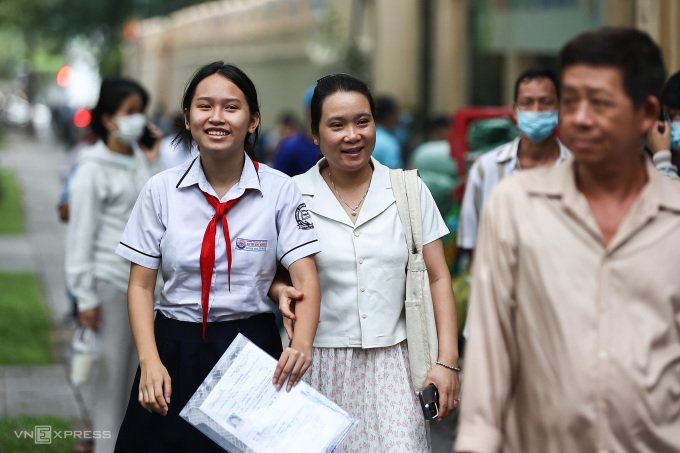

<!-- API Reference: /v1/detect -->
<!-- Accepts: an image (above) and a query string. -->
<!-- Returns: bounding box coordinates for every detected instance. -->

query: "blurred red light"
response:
[57,66,75,87]
[73,109,91,128]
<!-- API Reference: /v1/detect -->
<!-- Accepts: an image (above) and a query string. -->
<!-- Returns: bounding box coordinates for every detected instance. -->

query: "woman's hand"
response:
[140,122,162,162]
[421,239,460,419]
[78,307,101,330]
[647,120,671,154]
[138,357,172,415]
[422,363,460,420]
[273,346,312,392]
[278,286,304,340]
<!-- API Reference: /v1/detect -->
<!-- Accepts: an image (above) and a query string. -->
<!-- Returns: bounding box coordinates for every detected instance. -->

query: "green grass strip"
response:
[0,169,24,234]
[0,415,74,452]
[0,273,53,365]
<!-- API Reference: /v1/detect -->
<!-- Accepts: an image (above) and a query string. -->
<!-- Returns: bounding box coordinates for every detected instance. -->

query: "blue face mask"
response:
[516,109,558,143]
[670,121,680,152]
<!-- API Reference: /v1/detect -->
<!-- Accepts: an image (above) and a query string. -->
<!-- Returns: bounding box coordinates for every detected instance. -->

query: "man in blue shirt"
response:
[274,86,321,176]
[372,95,403,169]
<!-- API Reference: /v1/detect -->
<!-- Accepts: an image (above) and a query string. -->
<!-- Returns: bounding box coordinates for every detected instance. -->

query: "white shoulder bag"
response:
[389,169,438,391]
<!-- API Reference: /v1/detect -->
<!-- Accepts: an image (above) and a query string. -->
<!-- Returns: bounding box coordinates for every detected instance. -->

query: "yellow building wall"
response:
[123,0,680,130]
[124,0,472,127]
[432,0,470,113]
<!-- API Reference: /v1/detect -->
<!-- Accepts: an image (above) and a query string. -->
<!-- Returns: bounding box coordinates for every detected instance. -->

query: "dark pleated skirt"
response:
[114,312,283,453]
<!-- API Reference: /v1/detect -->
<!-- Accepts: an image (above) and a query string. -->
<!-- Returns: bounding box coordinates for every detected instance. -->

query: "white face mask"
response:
[113,113,146,144]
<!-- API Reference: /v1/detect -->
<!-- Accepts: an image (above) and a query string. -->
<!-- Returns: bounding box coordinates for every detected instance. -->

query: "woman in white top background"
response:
[114,61,321,452]
[65,77,164,453]
[279,73,460,452]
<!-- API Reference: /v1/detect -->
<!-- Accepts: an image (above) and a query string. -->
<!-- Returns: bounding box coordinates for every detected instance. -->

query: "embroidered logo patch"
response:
[295,203,314,230]
[235,238,267,251]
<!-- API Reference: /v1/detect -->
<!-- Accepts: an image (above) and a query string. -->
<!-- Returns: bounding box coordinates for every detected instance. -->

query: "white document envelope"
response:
[180,333,356,453]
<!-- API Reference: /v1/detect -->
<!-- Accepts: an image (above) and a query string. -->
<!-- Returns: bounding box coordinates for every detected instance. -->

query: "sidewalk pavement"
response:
[0,130,90,428]
[0,129,458,452]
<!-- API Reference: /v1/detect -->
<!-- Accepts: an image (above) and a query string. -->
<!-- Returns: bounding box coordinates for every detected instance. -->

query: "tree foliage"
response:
[0,0,214,73]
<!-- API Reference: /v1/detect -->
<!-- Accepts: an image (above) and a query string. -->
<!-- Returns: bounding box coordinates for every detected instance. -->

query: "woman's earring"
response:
[314,139,319,145]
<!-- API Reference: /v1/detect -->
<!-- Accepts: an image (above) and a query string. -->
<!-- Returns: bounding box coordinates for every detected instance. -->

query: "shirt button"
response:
[360,286,366,292]
[361,313,367,319]
[597,400,607,411]
[359,258,364,264]
[599,351,608,360]
[598,450,609,453]
[354,230,360,237]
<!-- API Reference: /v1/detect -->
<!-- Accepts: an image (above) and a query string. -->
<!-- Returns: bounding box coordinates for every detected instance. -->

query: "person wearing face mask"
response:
[458,68,571,265]
[646,70,680,178]
[65,77,164,453]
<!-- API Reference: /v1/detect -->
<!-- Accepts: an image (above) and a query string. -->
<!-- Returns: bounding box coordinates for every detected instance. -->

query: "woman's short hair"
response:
[661,71,680,110]
[90,78,149,142]
[310,74,375,137]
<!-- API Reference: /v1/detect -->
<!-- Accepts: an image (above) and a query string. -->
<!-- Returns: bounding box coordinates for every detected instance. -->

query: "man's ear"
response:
[511,103,518,123]
[184,108,190,131]
[640,95,661,135]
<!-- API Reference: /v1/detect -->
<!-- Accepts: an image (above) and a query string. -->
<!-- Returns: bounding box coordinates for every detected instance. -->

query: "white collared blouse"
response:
[294,157,449,348]
[116,153,320,323]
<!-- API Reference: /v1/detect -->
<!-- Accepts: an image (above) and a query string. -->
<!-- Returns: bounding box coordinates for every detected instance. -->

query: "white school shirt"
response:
[457,137,570,250]
[115,153,320,322]
[293,157,449,348]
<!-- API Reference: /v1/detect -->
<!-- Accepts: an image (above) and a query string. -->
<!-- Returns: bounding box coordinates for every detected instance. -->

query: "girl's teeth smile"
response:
[207,131,228,136]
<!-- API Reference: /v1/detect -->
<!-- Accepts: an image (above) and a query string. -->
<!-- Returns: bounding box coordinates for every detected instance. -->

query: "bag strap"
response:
[403,170,424,254]
[389,169,422,255]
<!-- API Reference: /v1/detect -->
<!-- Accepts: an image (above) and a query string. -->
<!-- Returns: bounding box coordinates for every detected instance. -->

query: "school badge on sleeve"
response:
[296,203,314,230]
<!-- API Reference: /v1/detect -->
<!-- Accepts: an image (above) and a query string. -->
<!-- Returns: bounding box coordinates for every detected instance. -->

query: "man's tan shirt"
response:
[456,156,680,453]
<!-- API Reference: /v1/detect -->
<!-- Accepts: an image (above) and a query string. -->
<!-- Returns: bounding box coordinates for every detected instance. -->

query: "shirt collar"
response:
[297,157,394,227]
[175,152,262,201]
[80,140,136,169]
[527,153,680,202]
[644,155,680,213]
[495,137,571,169]
[526,154,680,249]
[298,156,391,192]
[495,137,521,164]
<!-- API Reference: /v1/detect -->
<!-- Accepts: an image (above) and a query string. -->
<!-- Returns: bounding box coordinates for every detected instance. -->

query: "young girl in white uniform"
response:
[114,62,321,453]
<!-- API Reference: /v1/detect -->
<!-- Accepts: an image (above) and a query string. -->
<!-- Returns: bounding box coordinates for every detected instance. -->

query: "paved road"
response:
[0,129,90,429]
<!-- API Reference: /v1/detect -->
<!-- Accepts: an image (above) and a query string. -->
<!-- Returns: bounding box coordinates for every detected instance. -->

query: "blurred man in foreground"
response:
[456,27,680,453]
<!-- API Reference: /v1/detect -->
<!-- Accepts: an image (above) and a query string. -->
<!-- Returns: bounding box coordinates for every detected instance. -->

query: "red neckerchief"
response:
[199,161,259,338]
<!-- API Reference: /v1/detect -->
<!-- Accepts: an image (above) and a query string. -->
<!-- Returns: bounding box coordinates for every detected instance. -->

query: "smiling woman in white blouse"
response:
[276,73,460,453]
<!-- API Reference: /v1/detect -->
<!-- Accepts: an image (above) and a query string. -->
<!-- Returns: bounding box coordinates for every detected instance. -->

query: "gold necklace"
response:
[328,170,370,216]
